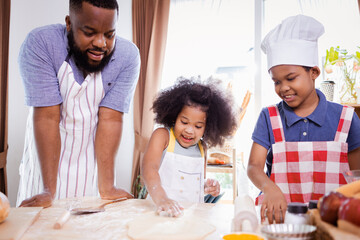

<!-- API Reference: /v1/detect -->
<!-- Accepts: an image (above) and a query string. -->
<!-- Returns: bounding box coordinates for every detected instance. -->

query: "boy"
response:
[247,15,360,224]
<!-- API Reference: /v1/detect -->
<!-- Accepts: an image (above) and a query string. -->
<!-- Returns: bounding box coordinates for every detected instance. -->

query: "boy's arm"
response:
[348,147,360,170]
[141,128,183,217]
[247,142,287,224]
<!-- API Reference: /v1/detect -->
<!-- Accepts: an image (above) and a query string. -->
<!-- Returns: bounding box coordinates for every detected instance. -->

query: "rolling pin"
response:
[231,195,258,232]
[53,209,71,229]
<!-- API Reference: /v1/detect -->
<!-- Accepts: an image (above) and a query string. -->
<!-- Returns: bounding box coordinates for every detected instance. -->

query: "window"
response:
[162,0,256,153]
[262,0,360,105]
[161,0,360,199]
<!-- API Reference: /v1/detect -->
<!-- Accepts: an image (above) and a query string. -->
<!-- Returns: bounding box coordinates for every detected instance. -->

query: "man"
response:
[17,0,140,207]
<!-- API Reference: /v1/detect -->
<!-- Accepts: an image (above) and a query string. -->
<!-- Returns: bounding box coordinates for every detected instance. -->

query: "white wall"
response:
[7,0,134,207]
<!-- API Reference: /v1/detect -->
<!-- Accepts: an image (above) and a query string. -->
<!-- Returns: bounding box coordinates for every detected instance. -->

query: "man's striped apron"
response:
[17,58,104,205]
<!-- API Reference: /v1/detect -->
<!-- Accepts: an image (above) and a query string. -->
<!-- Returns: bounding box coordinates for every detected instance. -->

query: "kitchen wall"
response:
[7,0,134,206]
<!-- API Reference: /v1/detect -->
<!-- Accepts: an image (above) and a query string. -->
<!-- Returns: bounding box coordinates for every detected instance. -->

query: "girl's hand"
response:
[204,178,220,196]
[155,197,184,217]
[260,185,287,224]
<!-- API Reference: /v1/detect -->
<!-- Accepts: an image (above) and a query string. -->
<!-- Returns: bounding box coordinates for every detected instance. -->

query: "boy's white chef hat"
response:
[261,14,325,71]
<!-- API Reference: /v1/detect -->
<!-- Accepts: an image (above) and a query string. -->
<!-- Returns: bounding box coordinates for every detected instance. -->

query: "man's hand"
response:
[19,191,53,208]
[100,186,134,200]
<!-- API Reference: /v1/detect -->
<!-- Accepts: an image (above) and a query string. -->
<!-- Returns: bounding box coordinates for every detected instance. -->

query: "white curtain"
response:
[162,0,254,90]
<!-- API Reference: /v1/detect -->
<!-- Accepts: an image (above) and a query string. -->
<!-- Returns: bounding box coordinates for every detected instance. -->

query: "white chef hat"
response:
[261,14,325,71]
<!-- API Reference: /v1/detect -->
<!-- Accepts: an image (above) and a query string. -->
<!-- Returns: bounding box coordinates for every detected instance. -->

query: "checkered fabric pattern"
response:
[256,105,353,205]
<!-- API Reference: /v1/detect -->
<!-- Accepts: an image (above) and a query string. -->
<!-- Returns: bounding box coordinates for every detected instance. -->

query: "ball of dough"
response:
[0,191,10,223]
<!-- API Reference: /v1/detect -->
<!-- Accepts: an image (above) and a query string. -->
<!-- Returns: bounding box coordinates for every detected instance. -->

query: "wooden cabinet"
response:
[206,148,237,202]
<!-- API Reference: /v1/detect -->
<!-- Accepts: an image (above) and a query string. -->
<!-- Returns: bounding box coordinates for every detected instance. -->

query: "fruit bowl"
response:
[342,170,360,183]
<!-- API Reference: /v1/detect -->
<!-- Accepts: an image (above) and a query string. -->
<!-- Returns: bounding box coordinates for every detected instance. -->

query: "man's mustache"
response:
[88,47,106,53]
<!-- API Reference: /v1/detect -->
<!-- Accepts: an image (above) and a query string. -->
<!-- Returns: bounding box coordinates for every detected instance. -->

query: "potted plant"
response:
[323,46,360,104]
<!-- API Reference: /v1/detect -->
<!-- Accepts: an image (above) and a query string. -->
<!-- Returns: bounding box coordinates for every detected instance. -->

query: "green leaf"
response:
[355,51,360,62]
[328,47,339,65]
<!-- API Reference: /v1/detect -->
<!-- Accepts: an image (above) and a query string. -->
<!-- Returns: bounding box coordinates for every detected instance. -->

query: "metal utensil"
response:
[53,197,127,229]
[70,197,128,214]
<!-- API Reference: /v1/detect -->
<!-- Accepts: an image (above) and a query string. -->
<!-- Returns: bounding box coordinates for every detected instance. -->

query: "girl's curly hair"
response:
[152,77,238,148]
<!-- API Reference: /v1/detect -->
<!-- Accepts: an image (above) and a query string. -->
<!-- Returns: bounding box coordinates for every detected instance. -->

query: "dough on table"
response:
[127,211,216,240]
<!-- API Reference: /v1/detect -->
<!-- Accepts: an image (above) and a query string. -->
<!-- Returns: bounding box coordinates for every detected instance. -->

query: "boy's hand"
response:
[156,197,184,217]
[204,178,220,196]
[261,185,287,224]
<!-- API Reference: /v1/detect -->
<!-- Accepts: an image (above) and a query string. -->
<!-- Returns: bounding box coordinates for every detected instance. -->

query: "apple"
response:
[319,191,348,225]
[338,198,360,227]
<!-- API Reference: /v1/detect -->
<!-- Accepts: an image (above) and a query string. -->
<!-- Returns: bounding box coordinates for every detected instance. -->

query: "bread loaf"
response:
[353,192,360,199]
[209,152,231,164]
[0,191,10,223]
[335,180,360,197]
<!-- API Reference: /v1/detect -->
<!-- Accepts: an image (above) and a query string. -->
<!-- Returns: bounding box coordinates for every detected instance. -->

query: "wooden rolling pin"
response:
[53,209,71,229]
[232,195,259,232]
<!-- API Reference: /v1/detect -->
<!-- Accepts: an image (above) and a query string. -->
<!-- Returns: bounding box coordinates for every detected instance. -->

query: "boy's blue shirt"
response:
[252,89,360,176]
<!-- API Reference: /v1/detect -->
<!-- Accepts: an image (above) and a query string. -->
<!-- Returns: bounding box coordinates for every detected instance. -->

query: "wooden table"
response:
[20,197,237,240]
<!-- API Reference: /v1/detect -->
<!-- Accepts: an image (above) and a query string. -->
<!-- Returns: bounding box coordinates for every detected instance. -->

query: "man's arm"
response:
[95,107,133,199]
[20,105,61,207]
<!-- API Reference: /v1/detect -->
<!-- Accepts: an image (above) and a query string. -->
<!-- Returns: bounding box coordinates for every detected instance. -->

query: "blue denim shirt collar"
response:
[282,89,327,127]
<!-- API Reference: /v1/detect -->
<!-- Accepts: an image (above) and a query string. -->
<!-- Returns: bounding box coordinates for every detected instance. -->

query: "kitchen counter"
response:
[20,197,236,240]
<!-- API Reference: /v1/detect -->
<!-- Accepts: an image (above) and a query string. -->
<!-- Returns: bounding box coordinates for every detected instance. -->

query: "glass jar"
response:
[308,200,318,210]
[284,202,310,225]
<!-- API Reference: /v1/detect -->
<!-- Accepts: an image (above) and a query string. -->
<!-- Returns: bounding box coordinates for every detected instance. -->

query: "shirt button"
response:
[180,176,184,180]
[304,119,307,123]
[303,132,307,136]
[197,177,200,181]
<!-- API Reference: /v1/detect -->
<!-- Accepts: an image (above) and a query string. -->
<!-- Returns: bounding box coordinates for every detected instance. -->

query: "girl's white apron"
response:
[158,128,205,203]
[17,60,104,206]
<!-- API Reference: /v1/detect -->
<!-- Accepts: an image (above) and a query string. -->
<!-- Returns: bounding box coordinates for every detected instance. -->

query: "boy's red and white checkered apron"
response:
[256,105,353,205]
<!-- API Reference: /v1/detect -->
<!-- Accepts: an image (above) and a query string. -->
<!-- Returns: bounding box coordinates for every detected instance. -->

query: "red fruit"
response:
[338,198,360,227]
[320,191,348,225]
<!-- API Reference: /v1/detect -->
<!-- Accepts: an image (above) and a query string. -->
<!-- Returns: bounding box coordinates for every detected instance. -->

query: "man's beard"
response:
[67,30,114,73]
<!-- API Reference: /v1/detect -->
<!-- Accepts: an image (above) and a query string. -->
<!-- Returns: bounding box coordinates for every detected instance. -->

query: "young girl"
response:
[247,15,360,224]
[141,78,238,217]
